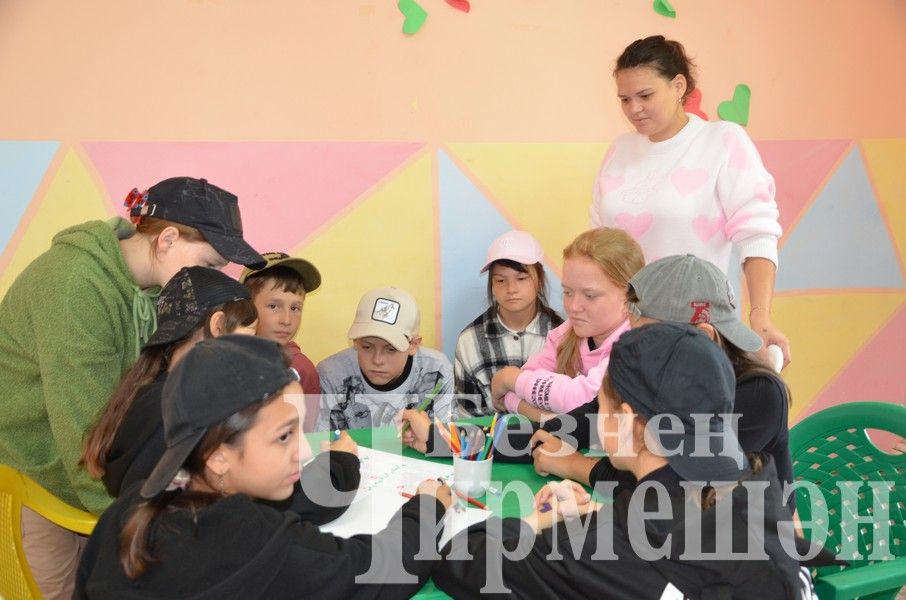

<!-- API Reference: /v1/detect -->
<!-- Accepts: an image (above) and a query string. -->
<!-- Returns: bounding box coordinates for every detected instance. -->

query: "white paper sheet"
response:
[318,447,490,548]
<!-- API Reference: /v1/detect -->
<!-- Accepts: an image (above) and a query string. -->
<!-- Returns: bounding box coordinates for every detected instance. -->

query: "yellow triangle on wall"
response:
[0,148,111,298]
[861,139,906,276]
[294,152,437,363]
[445,143,609,275]
[772,291,905,420]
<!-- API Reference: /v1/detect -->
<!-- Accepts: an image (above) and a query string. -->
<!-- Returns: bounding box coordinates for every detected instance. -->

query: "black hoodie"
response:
[433,456,804,600]
[75,484,446,599]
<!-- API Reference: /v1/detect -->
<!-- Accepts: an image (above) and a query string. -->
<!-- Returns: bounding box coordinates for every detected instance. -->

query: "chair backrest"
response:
[789,401,906,576]
[0,465,98,600]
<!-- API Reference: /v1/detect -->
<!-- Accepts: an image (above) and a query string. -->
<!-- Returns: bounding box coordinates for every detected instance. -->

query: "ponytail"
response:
[81,347,170,478]
[118,393,276,578]
[82,299,256,480]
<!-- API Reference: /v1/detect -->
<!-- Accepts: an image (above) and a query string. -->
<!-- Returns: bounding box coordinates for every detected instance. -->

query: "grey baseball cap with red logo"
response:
[126,177,265,269]
[628,254,763,352]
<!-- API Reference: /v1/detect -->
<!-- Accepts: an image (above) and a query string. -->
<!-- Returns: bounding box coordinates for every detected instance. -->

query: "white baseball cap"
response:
[347,287,420,351]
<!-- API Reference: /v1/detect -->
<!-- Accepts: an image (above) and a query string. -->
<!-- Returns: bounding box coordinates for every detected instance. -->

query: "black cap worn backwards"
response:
[140,335,299,498]
[607,322,746,483]
[144,266,251,349]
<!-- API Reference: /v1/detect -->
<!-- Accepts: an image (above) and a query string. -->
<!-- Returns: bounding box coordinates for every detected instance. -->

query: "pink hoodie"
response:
[503,319,631,414]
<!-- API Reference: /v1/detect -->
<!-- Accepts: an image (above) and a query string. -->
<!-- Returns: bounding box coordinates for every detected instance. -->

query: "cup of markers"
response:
[436,413,508,499]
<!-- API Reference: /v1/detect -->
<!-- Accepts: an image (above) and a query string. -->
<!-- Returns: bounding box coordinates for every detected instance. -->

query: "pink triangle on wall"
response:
[800,302,906,421]
[754,140,851,240]
[83,142,424,256]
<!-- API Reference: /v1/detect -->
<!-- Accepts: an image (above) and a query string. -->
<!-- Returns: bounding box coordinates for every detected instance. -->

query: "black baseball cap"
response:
[607,322,746,482]
[140,335,300,498]
[144,267,251,349]
[128,177,265,268]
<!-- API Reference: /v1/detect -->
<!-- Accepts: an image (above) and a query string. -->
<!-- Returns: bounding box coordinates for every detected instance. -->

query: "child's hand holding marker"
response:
[397,379,444,439]
[328,430,358,456]
[397,409,432,453]
[525,480,594,533]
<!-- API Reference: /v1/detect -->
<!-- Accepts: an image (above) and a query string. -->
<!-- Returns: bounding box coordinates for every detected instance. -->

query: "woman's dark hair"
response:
[119,392,278,579]
[485,259,561,324]
[615,35,696,102]
[715,331,792,408]
[81,299,257,479]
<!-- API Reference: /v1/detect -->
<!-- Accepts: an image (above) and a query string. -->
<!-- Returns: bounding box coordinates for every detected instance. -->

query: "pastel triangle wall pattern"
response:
[860,139,906,278]
[775,146,905,291]
[804,301,906,419]
[295,151,437,364]
[438,149,564,358]
[83,142,425,258]
[0,141,59,258]
[444,142,608,274]
[0,148,111,297]
[771,291,904,420]
[754,139,850,238]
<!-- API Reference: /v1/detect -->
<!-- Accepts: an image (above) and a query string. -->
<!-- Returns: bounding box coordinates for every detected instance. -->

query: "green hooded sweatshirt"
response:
[0,219,158,513]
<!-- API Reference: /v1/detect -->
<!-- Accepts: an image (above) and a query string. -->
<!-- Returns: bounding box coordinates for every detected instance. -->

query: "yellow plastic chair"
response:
[0,465,98,600]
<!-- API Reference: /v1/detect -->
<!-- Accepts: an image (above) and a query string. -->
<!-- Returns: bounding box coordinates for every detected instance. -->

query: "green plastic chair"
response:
[789,401,906,600]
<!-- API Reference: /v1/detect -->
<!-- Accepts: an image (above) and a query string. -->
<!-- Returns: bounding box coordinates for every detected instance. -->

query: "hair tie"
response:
[123,187,149,226]
[165,468,191,492]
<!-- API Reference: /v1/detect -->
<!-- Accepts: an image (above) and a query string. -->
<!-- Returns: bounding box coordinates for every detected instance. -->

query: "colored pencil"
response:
[454,489,488,510]
[449,422,461,453]
[398,378,444,437]
[434,417,455,452]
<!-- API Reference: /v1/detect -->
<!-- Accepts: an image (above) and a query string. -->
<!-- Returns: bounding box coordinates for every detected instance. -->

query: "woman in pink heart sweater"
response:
[589,35,789,366]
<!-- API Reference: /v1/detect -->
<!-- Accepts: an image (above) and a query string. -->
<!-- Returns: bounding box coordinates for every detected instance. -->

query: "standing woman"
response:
[589,35,790,365]
[0,177,263,599]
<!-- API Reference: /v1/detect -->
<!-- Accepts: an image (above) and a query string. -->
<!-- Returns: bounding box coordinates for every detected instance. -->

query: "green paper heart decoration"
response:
[398,0,428,35]
[718,84,751,126]
[653,0,676,18]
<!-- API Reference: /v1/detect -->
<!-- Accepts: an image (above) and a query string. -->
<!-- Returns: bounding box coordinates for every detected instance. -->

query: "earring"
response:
[218,473,225,496]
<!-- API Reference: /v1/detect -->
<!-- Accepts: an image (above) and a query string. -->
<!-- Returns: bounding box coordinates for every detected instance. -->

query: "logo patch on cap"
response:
[690,301,711,324]
[372,298,400,325]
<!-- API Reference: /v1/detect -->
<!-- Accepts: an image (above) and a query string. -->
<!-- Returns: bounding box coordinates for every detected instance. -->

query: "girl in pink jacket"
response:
[490,227,644,419]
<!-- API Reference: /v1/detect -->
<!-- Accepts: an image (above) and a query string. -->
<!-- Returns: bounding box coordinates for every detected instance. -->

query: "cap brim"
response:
[200,229,266,269]
[713,319,764,353]
[479,253,542,273]
[143,320,195,350]
[139,429,205,498]
[239,257,321,291]
[656,430,747,483]
[347,323,410,352]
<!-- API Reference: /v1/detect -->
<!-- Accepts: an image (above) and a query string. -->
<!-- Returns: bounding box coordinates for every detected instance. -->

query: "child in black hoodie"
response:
[76,335,452,599]
[431,323,808,599]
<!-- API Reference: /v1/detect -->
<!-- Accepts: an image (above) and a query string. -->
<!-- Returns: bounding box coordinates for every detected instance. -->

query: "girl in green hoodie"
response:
[0,177,263,600]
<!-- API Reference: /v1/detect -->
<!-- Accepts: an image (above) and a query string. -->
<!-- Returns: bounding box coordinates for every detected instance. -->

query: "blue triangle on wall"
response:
[0,142,59,257]
[437,149,563,358]
[776,146,905,291]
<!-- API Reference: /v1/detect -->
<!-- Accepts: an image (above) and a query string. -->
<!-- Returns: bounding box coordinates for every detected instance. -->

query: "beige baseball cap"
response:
[347,287,420,351]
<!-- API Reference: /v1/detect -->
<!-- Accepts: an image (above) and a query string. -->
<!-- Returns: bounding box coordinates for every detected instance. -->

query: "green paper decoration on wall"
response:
[718,84,751,126]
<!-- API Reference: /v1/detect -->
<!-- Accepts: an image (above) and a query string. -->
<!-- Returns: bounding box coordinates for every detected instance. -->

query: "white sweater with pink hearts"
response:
[589,114,781,273]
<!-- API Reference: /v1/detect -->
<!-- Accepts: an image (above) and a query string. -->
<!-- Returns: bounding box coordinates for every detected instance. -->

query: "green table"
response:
[312,420,557,599]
